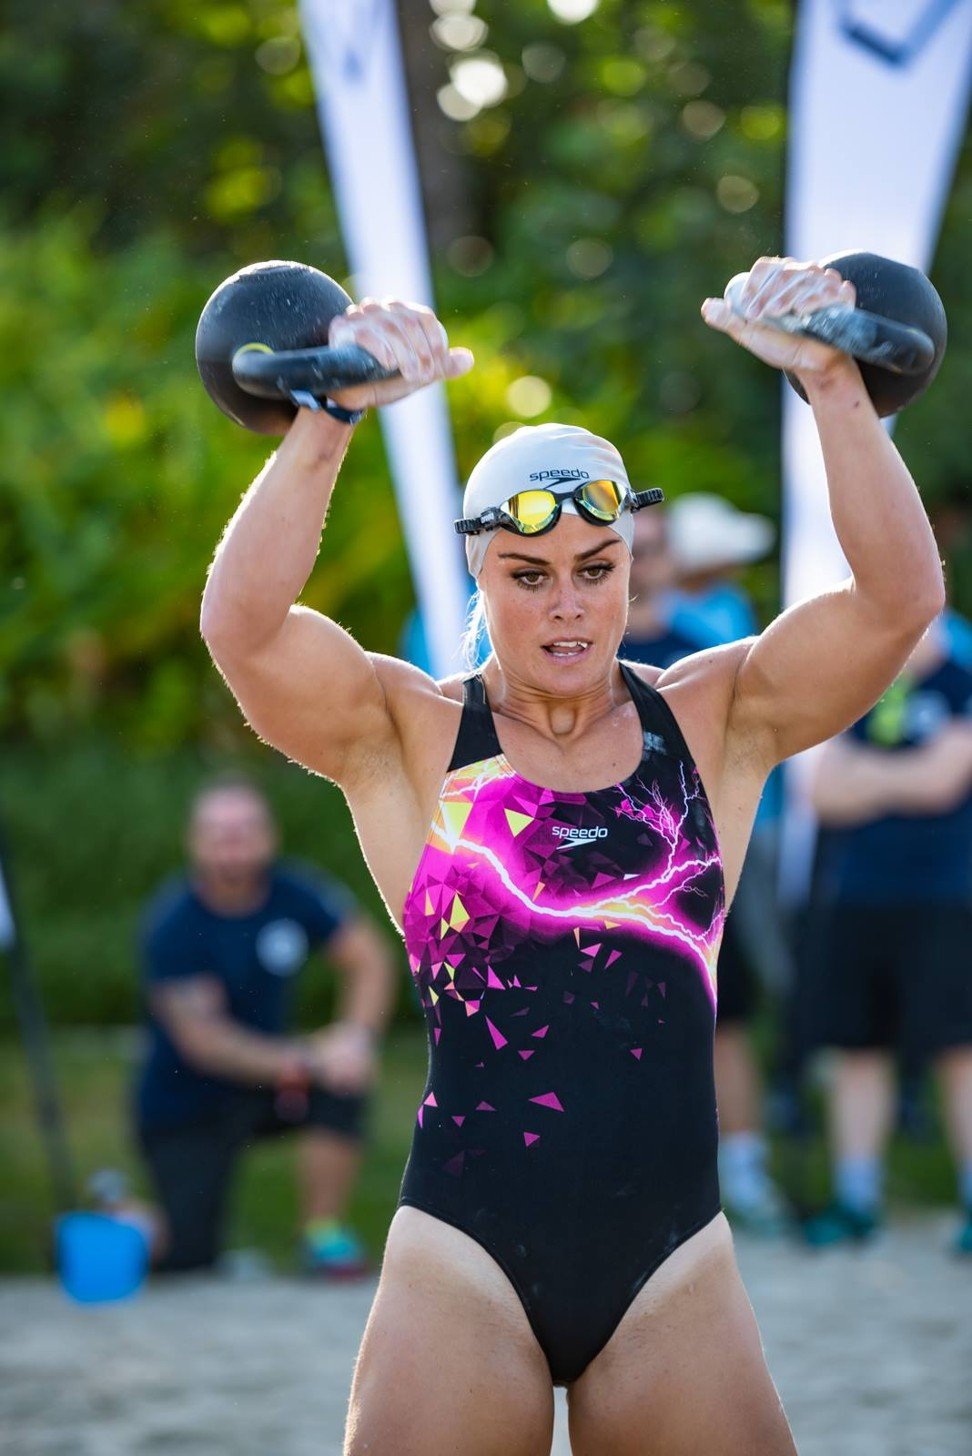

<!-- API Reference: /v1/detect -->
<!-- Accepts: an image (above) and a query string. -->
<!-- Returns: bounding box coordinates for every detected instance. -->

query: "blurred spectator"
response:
[620,504,702,667]
[622,505,788,1233]
[134,775,395,1275]
[805,616,972,1253]
[665,493,773,646]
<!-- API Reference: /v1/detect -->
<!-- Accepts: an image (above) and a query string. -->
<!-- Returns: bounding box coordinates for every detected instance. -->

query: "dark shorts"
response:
[716,913,757,1026]
[814,902,972,1058]
[138,1085,368,1273]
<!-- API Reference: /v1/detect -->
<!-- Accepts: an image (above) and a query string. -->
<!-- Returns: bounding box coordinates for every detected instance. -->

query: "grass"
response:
[0,1027,959,1273]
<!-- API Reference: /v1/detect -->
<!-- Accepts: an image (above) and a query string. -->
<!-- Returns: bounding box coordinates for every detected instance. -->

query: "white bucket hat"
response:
[666,494,774,575]
[460,423,635,578]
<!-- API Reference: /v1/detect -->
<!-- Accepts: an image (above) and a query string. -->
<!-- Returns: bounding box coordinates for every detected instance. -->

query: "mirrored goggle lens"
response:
[501,490,559,534]
[578,479,625,520]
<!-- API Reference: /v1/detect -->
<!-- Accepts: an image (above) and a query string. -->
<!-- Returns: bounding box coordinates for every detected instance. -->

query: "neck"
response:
[482,659,628,742]
[193,870,269,915]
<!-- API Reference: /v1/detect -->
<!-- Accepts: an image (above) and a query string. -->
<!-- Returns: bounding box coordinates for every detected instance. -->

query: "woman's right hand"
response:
[325,298,474,413]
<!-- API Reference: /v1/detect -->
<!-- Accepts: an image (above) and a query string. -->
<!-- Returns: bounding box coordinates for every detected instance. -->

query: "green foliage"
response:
[0,213,413,744]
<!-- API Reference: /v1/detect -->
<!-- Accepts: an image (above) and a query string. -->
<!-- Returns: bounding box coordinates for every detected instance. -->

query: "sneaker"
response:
[302,1221,371,1280]
[802,1200,881,1248]
[724,1181,790,1238]
[952,1208,972,1257]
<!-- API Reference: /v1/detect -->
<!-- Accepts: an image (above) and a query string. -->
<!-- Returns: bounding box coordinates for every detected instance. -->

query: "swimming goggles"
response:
[454,478,664,539]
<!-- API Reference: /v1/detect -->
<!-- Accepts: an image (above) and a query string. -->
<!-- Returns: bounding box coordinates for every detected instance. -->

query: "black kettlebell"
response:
[785,251,947,418]
[195,260,356,435]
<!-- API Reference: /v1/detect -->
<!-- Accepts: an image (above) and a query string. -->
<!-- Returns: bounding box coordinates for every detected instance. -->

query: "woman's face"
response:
[478,511,630,689]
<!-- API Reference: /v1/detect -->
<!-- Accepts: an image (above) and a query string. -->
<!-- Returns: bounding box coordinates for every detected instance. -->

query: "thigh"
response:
[345,1207,554,1456]
[567,1215,795,1456]
[140,1118,239,1271]
[248,1085,369,1142]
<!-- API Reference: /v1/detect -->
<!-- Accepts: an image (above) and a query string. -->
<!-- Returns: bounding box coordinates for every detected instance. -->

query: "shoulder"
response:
[625,638,751,700]
[141,877,196,940]
[940,652,972,697]
[367,651,467,763]
[370,651,466,711]
[273,861,357,919]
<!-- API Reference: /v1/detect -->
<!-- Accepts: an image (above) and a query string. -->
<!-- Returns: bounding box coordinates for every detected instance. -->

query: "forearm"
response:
[178,1016,304,1086]
[802,364,944,622]
[335,954,396,1038]
[813,744,972,825]
[200,409,355,654]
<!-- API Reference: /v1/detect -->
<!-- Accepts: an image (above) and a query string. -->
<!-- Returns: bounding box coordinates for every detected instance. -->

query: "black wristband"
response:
[322,399,366,426]
[287,388,365,426]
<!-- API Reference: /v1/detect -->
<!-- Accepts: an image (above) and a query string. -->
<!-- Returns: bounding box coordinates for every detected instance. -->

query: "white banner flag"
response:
[0,860,14,952]
[299,0,470,677]
[781,0,972,898]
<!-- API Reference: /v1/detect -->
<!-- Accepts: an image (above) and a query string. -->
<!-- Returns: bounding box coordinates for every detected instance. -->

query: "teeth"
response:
[547,641,587,650]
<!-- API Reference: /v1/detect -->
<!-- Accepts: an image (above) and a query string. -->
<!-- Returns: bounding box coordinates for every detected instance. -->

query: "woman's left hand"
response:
[701,256,860,382]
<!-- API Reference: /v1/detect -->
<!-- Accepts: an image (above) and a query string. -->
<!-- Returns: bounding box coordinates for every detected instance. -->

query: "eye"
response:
[583,563,614,582]
[513,571,544,591]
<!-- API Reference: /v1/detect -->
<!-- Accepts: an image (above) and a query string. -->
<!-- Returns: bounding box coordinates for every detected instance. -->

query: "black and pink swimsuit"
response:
[399,661,725,1384]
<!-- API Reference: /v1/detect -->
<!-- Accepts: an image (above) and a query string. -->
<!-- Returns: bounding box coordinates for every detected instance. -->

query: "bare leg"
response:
[298,1130,362,1224]
[830,1050,895,1161]
[345,1207,554,1456]
[937,1046,972,1167]
[567,1215,795,1455]
[714,1024,761,1135]
[715,1026,784,1228]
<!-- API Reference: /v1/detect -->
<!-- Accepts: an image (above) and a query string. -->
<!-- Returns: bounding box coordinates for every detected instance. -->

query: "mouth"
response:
[542,639,591,660]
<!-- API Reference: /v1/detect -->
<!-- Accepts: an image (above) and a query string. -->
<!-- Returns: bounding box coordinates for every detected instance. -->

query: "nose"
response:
[549,574,585,621]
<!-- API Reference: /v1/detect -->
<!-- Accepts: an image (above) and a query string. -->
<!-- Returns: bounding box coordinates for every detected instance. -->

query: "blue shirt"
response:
[822,652,972,906]
[666,582,758,649]
[136,863,354,1131]
[621,624,704,671]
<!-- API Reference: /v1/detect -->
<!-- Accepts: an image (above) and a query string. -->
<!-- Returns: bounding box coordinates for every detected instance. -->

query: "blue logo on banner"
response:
[835,0,966,66]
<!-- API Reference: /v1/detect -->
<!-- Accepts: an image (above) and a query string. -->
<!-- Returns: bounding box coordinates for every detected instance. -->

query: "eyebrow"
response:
[496,540,622,566]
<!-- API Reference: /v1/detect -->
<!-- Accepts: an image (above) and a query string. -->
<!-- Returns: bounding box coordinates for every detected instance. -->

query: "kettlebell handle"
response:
[231,341,399,401]
[724,275,935,378]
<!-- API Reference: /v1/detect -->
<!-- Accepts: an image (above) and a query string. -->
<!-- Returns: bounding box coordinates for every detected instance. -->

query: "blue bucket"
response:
[55,1211,150,1304]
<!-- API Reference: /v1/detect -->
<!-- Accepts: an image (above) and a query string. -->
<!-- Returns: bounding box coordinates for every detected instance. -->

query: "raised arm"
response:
[702,258,945,769]
[200,300,473,788]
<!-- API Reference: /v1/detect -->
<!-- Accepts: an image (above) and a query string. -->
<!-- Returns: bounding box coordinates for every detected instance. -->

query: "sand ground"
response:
[2,1217,970,1456]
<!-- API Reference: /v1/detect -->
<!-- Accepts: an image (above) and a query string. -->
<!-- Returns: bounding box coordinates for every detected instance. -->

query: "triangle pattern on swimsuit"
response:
[399,661,726,1385]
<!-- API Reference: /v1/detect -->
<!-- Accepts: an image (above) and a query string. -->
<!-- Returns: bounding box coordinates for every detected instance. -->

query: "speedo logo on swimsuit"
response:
[528,468,590,481]
[552,825,609,842]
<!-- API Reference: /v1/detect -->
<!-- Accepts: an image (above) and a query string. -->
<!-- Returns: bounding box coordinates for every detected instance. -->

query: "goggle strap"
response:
[631,488,665,510]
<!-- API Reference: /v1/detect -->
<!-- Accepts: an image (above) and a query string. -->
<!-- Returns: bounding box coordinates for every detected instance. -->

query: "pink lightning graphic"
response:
[401,728,725,1168]
[404,755,724,1010]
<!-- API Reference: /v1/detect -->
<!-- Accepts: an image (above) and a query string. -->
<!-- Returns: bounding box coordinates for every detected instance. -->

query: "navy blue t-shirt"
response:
[621,624,703,671]
[822,654,972,906]
[136,863,355,1132]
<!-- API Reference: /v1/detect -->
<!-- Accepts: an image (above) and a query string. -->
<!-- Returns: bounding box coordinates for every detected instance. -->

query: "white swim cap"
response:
[460,423,635,578]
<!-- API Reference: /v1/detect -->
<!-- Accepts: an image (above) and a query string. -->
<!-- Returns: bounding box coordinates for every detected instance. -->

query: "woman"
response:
[200,259,944,1454]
